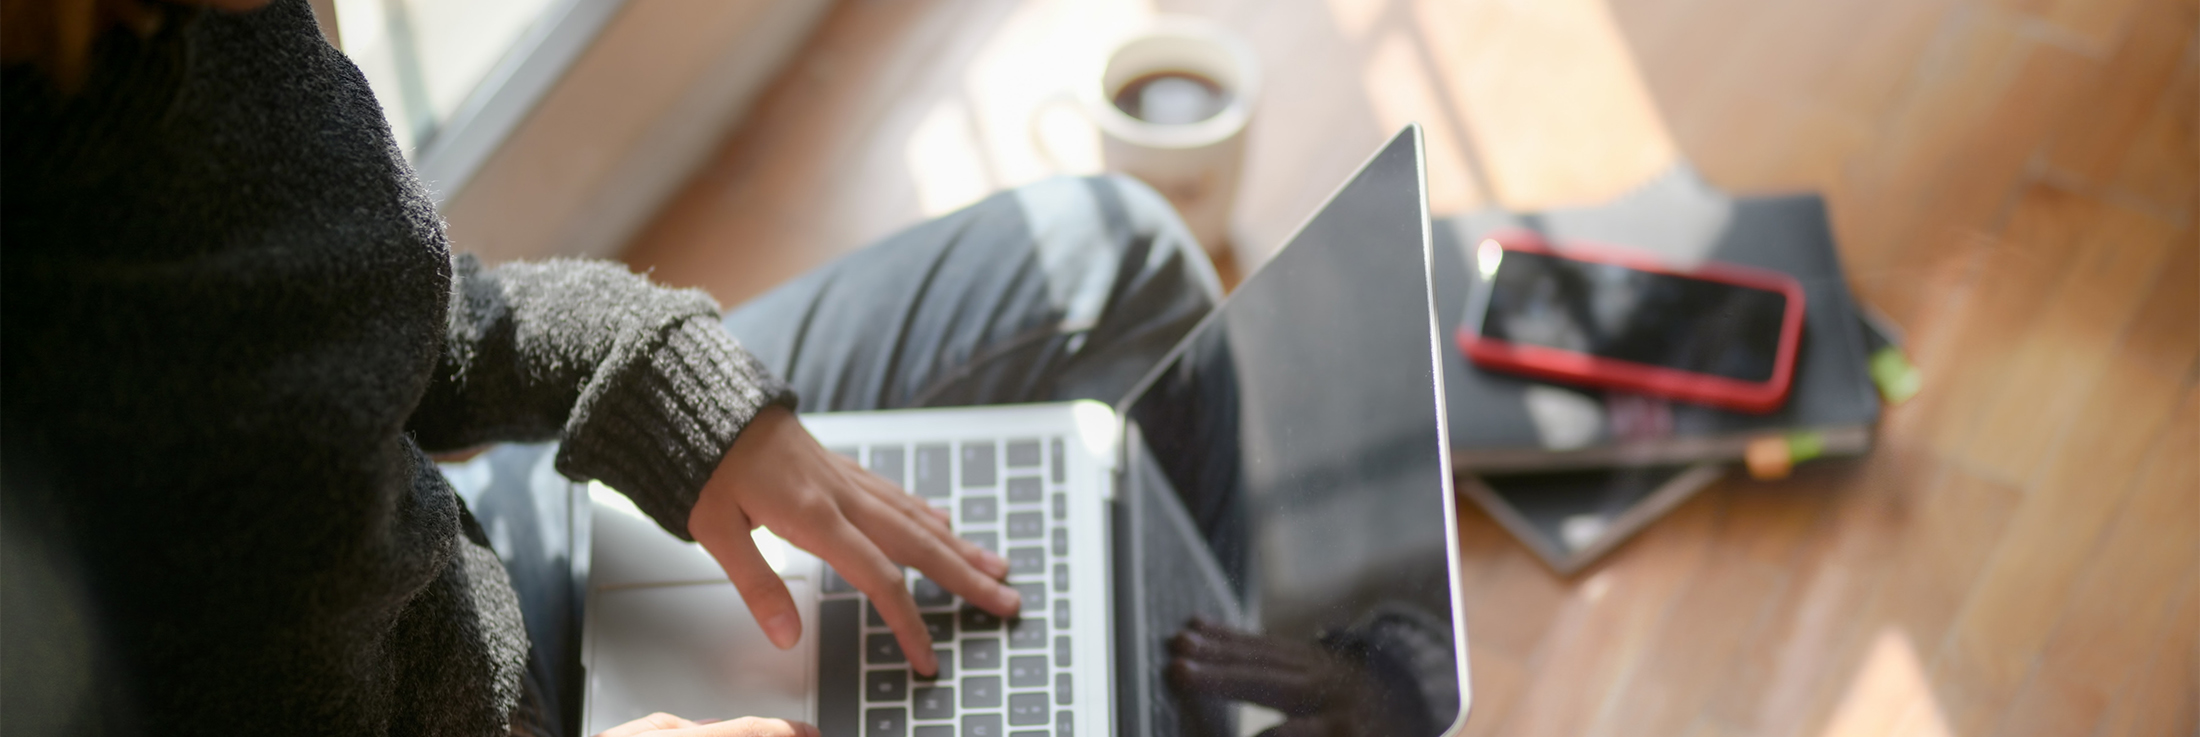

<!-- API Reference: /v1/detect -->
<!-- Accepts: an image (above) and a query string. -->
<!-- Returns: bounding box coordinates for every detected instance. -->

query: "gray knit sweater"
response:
[0,2,791,733]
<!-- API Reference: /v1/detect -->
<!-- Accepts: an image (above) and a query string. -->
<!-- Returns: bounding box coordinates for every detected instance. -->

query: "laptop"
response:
[579,126,1472,737]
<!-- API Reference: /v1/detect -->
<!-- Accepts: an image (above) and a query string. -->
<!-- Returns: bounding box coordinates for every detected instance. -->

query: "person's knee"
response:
[1031,174,1221,301]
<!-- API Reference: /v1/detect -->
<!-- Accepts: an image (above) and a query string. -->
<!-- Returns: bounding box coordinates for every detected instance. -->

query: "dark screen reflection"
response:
[1117,130,1462,737]
[1481,250,1788,382]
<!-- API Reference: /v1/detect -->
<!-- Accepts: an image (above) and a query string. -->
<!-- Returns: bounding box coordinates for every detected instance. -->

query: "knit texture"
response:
[0,1,791,733]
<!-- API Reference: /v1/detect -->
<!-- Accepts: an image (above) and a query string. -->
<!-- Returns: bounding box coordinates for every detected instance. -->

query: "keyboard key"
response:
[867,601,885,628]
[867,707,907,737]
[868,669,908,701]
[916,727,954,737]
[1007,547,1044,575]
[1055,674,1072,705]
[1052,600,1070,630]
[868,446,905,487]
[867,633,905,665]
[831,446,860,461]
[1057,710,1073,737]
[917,648,953,681]
[923,613,954,643]
[1053,636,1072,667]
[960,676,1001,708]
[1050,528,1067,557]
[960,637,1001,670]
[961,531,998,554]
[959,605,1002,631]
[1049,439,1065,483]
[914,444,952,498]
[914,578,954,608]
[824,566,857,594]
[1007,693,1048,726]
[1007,617,1047,650]
[1009,732,1047,737]
[961,442,996,488]
[1007,656,1047,688]
[912,686,955,719]
[1005,511,1043,539]
[1005,439,1043,468]
[962,713,1002,737]
[819,600,862,737]
[961,496,998,524]
[1012,582,1045,610]
[1052,564,1068,593]
[1005,477,1043,503]
[1050,493,1066,521]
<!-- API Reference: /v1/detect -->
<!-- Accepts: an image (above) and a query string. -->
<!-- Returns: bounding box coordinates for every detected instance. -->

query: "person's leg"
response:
[445,443,585,737]
[722,174,1222,412]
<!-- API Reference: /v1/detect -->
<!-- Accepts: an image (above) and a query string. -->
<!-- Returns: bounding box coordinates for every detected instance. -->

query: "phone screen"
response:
[1478,250,1790,382]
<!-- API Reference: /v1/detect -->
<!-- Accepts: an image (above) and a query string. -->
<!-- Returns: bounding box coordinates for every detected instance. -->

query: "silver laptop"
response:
[581,127,1472,737]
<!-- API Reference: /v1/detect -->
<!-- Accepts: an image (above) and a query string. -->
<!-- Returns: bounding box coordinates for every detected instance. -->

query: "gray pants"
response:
[484,175,1220,735]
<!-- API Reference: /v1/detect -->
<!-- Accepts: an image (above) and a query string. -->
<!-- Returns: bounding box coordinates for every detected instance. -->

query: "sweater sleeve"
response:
[407,254,796,539]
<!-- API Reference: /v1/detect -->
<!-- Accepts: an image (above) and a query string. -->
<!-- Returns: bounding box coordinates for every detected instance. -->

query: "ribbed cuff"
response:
[555,317,797,540]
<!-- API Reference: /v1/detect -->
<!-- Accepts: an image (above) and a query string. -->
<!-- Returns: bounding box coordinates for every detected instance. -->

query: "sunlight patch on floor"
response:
[1820,627,1955,737]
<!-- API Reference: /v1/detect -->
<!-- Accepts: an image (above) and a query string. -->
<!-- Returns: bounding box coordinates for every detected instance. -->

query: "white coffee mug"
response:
[1038,17,1260,257]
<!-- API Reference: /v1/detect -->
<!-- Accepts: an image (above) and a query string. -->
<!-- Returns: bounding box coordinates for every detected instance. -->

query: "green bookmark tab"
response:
[1869,346,1921,405]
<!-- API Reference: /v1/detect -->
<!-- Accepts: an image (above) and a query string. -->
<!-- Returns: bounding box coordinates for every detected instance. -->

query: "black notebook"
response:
[1435,167,1885,573]
[1435,167,1883,473]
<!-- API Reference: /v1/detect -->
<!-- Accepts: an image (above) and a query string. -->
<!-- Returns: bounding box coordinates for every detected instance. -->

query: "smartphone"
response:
[1456,230,1806,414]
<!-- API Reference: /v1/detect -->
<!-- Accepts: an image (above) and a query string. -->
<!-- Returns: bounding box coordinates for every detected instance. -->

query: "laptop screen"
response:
[1117,127,1466,736]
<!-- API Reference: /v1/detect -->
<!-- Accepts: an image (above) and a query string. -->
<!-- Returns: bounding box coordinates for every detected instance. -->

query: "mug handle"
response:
[1027,90,1084,174]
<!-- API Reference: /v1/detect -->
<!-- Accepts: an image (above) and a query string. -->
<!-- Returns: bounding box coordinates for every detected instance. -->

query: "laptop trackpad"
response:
[585,581,815,733]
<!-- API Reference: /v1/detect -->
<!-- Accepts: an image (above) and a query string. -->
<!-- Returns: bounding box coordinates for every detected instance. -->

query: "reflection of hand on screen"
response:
[1166,617,1433,737]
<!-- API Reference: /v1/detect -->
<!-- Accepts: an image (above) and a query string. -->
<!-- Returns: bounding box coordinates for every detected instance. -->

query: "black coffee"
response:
[1111,71,1231,125]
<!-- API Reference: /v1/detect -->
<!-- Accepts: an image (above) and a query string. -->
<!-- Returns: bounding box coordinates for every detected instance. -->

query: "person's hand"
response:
[595,713,818,737]
[1167,618,1405,737]
[689,405,1019,676]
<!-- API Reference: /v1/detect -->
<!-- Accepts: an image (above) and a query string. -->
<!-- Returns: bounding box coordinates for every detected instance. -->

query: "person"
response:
[0,0,1221,734]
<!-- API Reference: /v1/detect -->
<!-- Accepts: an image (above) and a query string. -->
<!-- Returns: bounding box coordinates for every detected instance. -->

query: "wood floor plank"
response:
[1957,201,2179,481]
[1458,541,1575,662]
[624,0,1031,306]
[1899,186,2105,460]
[1412,0,1677,210]
[1458,646,1531,737]
[1870,467,2029,664]
[1881,39,2100,279]
[1805,0,1959,129]
[1988,0,2150,50]
[1613,0,1771,134]
[1581,483,1827,737]
[1492,493,1721,737]
[2041,0,2198,185]
[2110,48,2199,224]
[1990,389,2199,737]
[1722,461,2024,737]
[2116,238,2200,381]
[1451,493,1523,589]
[2091,570,2200,737]
[1838,6,2028,269]
[1584,552,1787,737]
[1925,268,2200,736]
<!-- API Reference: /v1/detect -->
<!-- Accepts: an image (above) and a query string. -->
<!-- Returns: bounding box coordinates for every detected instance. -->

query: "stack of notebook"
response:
[1434,167,1900,574]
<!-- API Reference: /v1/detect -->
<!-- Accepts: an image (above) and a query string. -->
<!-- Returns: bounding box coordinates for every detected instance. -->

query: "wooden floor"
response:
[619,0,2199,734]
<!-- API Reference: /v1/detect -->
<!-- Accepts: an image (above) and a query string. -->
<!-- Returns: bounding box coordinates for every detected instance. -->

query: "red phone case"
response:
[1455,230,1807,414]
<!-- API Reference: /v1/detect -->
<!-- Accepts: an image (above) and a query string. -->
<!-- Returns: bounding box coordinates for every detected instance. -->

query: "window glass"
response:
[334,0,564,155]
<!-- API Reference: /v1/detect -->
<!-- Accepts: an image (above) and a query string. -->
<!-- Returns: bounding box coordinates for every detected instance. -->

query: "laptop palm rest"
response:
[583,493,818,733]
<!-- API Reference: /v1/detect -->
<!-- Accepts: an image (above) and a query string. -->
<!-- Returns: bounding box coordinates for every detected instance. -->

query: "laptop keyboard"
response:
[818,437,1077,737]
